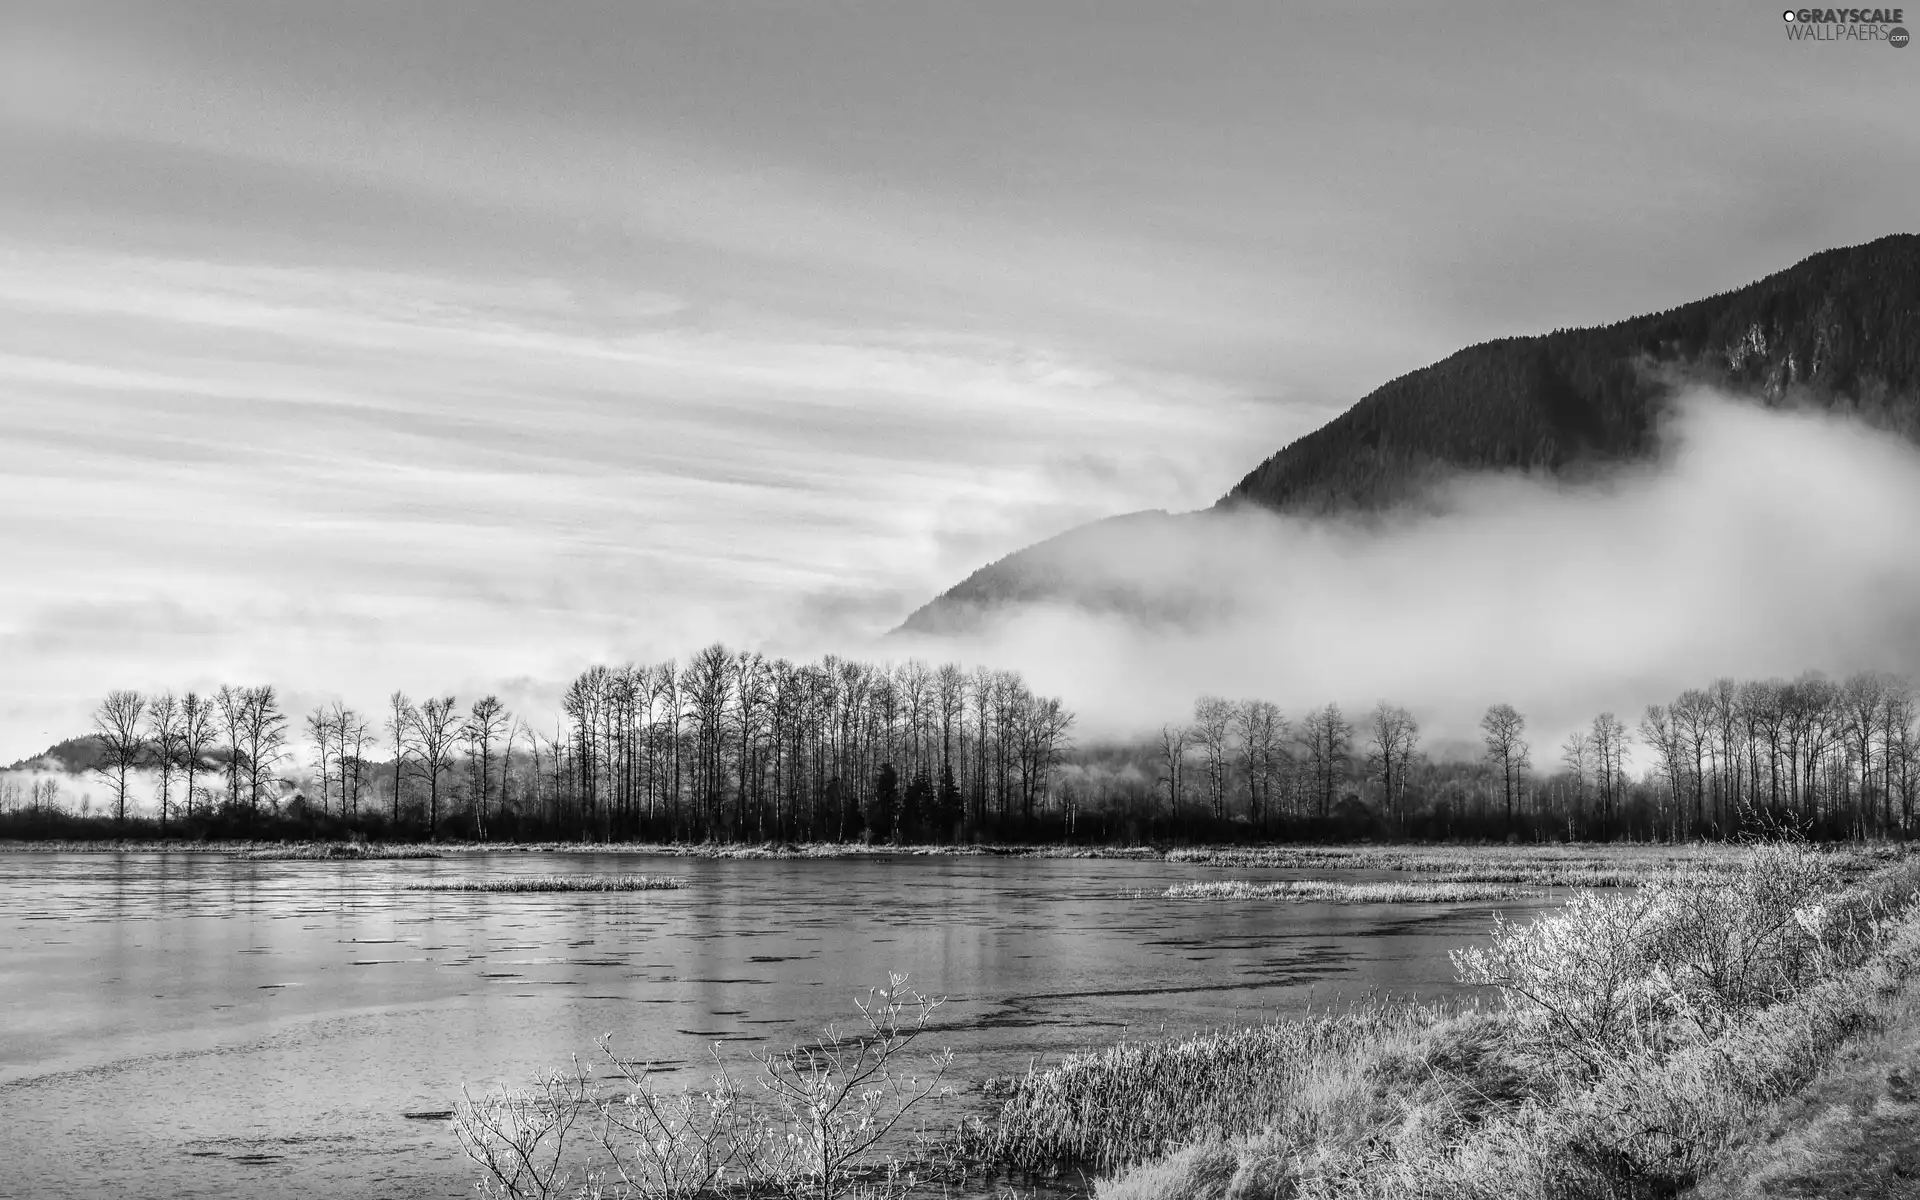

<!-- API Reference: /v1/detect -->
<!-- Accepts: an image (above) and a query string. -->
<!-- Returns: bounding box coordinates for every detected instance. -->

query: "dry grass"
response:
[1425,866,1650,887]
[1155,879,1541,903]
[1687,959,1920,1198]
[405,874,684,892]
[966,1000,1472,1174]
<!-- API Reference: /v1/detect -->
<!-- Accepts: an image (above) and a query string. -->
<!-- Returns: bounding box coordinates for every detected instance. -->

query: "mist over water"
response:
[889,392,1920,754]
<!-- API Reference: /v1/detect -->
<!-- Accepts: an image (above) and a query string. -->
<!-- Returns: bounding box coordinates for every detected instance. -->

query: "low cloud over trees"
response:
[11,662,1918,845]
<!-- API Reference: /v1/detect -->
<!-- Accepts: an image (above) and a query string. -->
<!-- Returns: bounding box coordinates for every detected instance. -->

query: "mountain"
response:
[896,234,1920,635]
[894,510,1193,636]
[1224,234,1920,513]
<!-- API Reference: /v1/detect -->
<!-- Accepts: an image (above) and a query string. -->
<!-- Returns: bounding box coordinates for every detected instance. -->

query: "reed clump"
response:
[966,1000,1480,1174]
[406,875,684,892]
[1156,879,1541,903]
[1423,865,1648,887]
[240,842,443,860]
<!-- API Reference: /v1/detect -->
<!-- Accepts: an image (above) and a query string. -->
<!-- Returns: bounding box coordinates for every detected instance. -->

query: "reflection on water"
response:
[0,852,1554,1199]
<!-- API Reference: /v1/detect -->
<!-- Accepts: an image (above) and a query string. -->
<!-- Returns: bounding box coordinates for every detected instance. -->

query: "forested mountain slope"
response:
[896,234,1920,635]
[1224,233,1920,512]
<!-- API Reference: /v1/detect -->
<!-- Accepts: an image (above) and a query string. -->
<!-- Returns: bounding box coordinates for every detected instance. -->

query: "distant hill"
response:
[896,510,1196,635]
[5,736,105,775]
[896,234,1920,633]
[4,737,381,779]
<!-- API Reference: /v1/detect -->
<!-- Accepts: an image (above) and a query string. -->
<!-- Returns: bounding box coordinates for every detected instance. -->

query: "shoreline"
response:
[968,847,1920,1199]
[6,836,1908,856]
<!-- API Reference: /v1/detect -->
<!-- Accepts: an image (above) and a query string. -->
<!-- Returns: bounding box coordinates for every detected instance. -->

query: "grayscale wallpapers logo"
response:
[1782,8,1910,44]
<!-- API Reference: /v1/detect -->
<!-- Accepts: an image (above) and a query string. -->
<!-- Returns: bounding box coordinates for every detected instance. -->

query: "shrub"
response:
[457,975,951,1200]
[1450,845,1920,1072]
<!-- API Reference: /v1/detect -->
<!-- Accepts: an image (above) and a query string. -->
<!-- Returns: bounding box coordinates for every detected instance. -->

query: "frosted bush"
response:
[1452,844,1867,1069]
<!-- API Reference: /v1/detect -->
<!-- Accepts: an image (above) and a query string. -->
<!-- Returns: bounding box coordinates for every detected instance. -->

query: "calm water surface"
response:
[0,851,1555,1199]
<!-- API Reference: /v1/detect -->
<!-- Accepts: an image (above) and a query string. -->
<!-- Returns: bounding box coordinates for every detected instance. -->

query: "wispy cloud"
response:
[0,241,1274,756]
[2,1,1916,762]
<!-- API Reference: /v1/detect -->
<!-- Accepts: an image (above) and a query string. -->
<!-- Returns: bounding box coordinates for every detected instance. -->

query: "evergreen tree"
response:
[903,769,933,844]
[868,763,898,842]
[936,761,963,840]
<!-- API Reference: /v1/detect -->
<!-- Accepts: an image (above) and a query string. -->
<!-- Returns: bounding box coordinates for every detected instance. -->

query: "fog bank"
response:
[889,391,1920,755]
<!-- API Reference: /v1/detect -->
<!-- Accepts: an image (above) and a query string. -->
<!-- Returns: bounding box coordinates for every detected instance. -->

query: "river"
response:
[0,850,1556,1199]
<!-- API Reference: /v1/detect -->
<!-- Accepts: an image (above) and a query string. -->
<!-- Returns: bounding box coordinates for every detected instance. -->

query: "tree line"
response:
[18,647,1078,843]
[544,647,1074,842]
[57,685,293,831]
[1634,672,1919,841]
[1133,671,1917,842]
[11,663,1917,844]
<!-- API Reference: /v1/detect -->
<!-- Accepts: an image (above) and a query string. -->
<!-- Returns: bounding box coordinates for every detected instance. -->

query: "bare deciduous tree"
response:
[464,695,509,838]
[1560,729,1593,834]
[146,691,183,833]
[179,691,215,819]
[336,704,371,819]
[1237,699,1287,828]
[305,705,335,816]
[1158,723,1189,825]
[1840,670,1889,837]
[387,691,418,827]
[91,690,147,829]
[1301,704,1352,819]
[1640,703,1687,831]
[1480,703,1530,833]
[416,695,462,837]
[215,684,247,810]
[239,687,289,814]
[1370,702,1420,828]
[1191,696,1235,821]
[1590,711,1629,837]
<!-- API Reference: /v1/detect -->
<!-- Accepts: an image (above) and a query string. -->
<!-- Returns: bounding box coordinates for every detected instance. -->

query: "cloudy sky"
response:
[1,1,1915,758]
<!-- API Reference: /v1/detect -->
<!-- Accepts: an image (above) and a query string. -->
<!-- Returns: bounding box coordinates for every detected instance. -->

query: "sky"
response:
[2,1,1917,760]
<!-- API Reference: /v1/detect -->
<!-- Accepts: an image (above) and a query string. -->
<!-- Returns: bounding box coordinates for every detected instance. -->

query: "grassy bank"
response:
[1155,879,1542,903]
[1690,966,1920,1197]
[15,836,1896,869]
[965,844,1920,1200]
